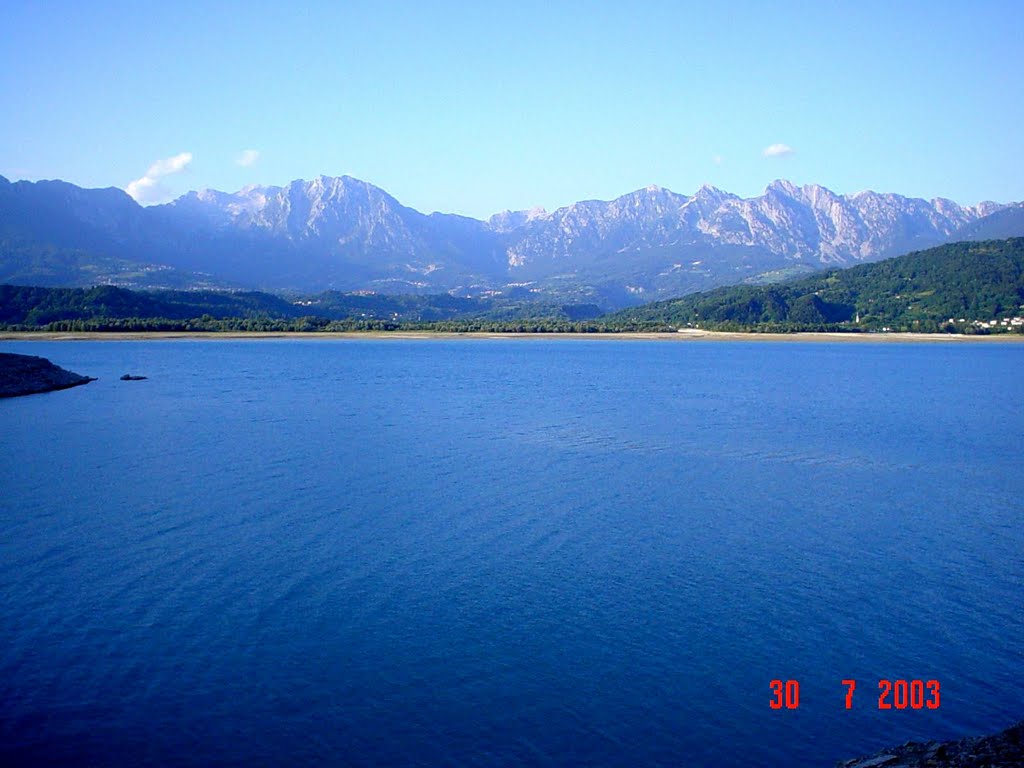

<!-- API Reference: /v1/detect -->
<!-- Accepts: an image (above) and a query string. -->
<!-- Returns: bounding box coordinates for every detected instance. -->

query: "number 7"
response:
[842,679,857,709]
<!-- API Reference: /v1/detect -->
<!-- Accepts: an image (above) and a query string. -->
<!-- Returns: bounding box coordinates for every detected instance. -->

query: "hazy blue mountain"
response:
[0,173,1017,306]
[0,175,229,289]
[154,176,505,291]
[954,202,1024,242]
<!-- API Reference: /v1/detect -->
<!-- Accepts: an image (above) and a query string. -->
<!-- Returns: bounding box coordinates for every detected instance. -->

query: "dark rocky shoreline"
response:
[838,720,1023,767]
[0,352,96,397]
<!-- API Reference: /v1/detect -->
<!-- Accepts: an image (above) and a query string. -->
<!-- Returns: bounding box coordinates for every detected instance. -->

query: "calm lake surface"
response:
[1,339,1021,766]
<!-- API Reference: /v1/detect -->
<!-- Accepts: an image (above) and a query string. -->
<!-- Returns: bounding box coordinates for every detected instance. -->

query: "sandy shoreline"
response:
[1,330,1023,343]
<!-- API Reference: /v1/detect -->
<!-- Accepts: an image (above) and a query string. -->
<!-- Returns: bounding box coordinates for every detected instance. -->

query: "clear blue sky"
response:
[1,1,1021,218]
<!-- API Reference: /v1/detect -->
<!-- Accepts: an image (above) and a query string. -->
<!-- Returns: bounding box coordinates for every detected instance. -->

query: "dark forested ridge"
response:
[0,285,301,327]
[2,239,1023,334]
[603,238,1024,333]
[0,283,602,331]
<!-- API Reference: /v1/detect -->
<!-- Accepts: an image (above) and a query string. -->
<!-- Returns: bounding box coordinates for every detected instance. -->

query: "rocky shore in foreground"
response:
[0,352,96,397]
[839,720,1023,767]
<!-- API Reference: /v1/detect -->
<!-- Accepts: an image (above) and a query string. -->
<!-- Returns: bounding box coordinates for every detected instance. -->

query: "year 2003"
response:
[769,679,940,710]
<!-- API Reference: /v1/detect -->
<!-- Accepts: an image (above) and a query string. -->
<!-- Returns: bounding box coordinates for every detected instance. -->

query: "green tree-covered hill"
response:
[0,285,302,326]
[602,239,1024,333]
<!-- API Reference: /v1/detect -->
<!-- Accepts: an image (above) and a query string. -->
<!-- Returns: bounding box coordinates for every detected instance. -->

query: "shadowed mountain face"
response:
[0,173,1019,307]
[953,202,1024,242]
[156,176,506,291]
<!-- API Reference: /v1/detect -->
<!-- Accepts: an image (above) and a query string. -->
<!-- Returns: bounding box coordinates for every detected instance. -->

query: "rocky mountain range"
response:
[1,173,1020,308]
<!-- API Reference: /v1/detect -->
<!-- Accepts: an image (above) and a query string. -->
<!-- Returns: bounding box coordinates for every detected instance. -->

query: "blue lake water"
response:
[1,339,1021,766]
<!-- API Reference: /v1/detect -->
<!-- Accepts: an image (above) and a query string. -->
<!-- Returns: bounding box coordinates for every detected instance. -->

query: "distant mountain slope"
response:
[603,238,1024,333]
[0,176,230,289]
[0,175,145,251]
[0,239,231,290]
[157,175,506,290]
[502,180,1001,273]
[0,173,1017,306]
[955,203,1024,242]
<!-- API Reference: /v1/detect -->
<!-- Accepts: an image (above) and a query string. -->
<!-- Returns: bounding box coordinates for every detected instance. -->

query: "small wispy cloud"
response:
[126,152,193,203]
[236,149,260,167]
[713,154,723,166]
[762,143,795,158]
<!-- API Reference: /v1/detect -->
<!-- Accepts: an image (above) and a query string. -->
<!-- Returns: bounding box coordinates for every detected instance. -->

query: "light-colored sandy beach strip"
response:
[2,330,1023,343]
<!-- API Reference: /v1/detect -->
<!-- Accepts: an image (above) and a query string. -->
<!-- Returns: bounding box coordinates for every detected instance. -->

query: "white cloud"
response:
[146,152,192,176]
[125,175,158,201]
[126,151,193,203]
[713,154,723,166]
[762,143,795,158]
[236,149,260,167]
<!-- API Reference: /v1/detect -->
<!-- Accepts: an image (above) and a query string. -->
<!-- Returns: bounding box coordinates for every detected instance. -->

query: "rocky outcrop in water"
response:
[0,352,96,397]
[838,720,1023,767]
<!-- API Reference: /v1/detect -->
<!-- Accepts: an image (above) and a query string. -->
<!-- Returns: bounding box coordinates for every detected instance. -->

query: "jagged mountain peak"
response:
[975,200,1006,217]
[693,183,735,204]
[194,188,236,204]
[304,173,368,190]
[170,175,1014,279]
[220,175,396,204]
[487,206,549,232]
[621,184,684,200]
[2,173,1019,301]
[849,188,893,201]
[764,179,803,199]
[283,174,384,198]
[802,183,839,205]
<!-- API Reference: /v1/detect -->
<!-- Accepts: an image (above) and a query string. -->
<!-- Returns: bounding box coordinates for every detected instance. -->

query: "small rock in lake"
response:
[120,374,148,381]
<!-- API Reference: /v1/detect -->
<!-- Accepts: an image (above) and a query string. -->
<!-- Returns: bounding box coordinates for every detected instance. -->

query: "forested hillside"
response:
[0,284,602,331]
[604,239,1024,333]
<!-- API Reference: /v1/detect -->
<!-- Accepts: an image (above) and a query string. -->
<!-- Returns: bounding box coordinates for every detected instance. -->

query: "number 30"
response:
[770,679,800,709]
